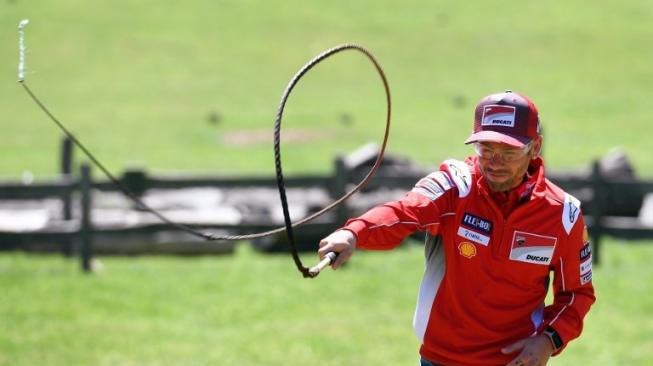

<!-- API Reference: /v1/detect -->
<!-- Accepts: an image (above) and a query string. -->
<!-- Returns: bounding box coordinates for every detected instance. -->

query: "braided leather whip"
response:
[273,44,391,277]
[19,39,391,278]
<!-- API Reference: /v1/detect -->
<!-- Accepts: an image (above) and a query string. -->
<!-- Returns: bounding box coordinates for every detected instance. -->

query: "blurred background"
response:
[1,0,652,365]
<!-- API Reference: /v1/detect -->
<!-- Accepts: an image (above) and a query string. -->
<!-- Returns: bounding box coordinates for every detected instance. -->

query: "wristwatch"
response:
[543,326,563,351]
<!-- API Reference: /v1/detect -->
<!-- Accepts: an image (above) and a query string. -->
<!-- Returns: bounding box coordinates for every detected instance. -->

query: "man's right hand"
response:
[317,230,357,270]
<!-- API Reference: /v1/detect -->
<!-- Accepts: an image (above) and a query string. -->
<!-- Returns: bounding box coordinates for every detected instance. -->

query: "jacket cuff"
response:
[339,219,367,244]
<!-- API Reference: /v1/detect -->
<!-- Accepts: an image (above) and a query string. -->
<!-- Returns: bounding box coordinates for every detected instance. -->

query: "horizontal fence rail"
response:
[1,138,653,270]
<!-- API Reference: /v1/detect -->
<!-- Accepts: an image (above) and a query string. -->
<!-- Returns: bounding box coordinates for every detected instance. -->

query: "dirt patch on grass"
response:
[221,128,334,146]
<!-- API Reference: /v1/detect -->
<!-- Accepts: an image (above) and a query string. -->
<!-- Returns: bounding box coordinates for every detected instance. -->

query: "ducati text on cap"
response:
[481,105,516,127]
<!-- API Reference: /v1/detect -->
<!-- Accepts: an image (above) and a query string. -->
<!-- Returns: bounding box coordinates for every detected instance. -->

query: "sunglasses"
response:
[473,141,533,162]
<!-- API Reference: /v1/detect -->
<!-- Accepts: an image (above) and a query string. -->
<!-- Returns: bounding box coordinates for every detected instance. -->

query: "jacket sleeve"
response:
[340,170,458,250]
[542,212,596,354]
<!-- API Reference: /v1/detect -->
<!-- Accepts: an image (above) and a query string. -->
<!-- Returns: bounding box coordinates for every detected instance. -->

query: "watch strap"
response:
[543,326,563,351]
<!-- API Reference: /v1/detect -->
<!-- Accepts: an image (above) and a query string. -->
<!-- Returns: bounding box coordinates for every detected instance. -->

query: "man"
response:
[318,91,596,366]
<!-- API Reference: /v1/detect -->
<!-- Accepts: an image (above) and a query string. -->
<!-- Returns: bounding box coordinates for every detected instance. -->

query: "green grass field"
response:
[2,1,653,365]
[1,1,653,177]
[1,239,652,366]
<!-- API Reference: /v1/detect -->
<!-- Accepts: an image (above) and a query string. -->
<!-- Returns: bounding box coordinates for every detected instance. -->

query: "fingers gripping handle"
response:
[308,252,337,277]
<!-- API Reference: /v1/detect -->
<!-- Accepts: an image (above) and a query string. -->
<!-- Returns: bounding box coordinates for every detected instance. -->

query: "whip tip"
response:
[18,19,30,82]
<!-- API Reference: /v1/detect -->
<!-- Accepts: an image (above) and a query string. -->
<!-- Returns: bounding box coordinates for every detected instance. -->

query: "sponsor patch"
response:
[580,242,591,261]
[509,230,557,265]
[442,159,472,198]
[458,242,476,258]
[562,193,581,234]
[481,105,516,127]
[581,270,593,285]
[580,257,592,275]
[457,226,490,246]
[461,213,492,234]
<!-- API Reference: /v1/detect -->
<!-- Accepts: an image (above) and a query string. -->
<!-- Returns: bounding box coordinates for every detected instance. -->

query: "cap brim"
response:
[464,131,531,147]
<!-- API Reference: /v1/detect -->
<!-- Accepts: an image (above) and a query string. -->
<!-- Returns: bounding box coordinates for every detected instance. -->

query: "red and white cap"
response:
[464,90,541,147]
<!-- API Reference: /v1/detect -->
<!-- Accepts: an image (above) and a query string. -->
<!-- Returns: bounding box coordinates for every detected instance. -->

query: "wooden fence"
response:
[1,138,652,271]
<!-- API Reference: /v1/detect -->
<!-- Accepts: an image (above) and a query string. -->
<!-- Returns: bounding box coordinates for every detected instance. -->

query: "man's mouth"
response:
[486,170,509,180]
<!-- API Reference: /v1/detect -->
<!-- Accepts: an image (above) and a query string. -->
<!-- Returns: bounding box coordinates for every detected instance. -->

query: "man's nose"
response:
[488,152,505,163]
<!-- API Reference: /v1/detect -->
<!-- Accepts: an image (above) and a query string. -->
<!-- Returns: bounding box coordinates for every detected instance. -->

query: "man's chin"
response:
[487,178,513,192]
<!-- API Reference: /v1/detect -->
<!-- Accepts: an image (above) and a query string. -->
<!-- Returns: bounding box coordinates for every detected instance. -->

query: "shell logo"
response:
[583,226,589,242]
[458,242,476,259]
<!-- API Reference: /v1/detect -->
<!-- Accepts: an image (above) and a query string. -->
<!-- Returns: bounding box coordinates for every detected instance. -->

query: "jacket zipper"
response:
[480,193,506,259]
[484,192,539,259]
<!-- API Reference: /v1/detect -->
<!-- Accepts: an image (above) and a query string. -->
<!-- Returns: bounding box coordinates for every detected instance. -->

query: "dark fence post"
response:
[589,160,604,264]
[122,168,148,196]
[80,163,93,273]
[333,156,349,225]
[60,136,74,256]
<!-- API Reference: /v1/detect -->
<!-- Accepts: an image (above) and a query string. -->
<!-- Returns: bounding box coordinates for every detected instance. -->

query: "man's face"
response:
[475,138,541,192]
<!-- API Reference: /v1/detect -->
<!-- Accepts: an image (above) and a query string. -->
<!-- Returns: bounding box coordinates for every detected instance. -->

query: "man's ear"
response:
[532,136,543,158]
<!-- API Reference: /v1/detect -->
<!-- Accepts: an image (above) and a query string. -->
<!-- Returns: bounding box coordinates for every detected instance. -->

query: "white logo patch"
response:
[441,159,472,198]
[581,271,592,285]
[580,257,592,275]
[562,193,581,234]
[508,231,557,265]
[509,247,555,265]
[457,227,490,246]
[481,105,516,127]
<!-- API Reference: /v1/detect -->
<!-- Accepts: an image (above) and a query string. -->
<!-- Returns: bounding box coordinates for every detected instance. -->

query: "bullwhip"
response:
[17,19,392,278]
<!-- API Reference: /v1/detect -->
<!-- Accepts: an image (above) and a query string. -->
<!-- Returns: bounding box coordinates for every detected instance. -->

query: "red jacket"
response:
[342,157,595,366]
